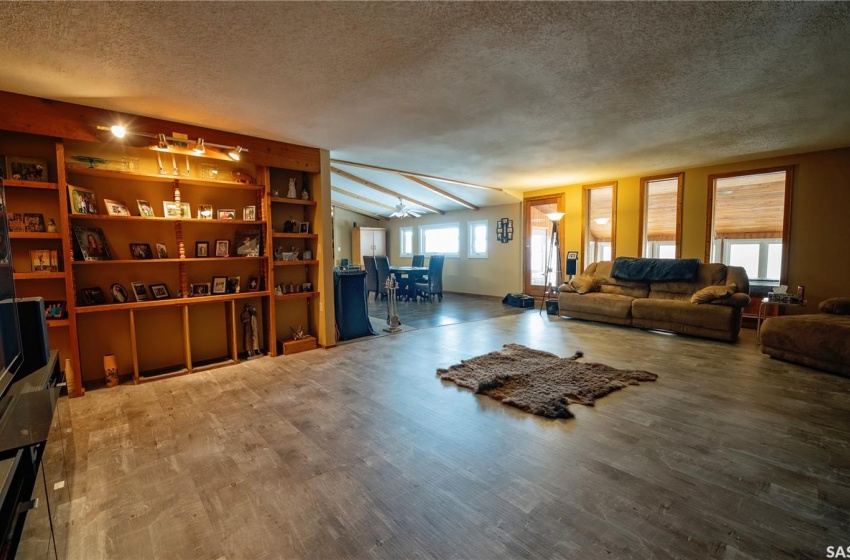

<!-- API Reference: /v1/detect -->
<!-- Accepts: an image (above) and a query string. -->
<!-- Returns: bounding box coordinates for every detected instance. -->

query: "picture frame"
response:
[7,156,48,182]
[215,239,230,257]
[211,276,228,295]
[49,250,59,272]
[242,205,256,221]
[110,282,129,303]
[104,198,131,216]
[129,243,153,259]
[149,283,171,300]
[23,213,45,232]
[155,243,168,258]
[303,249,313,261]
[44,300,67,320]
[130,282,148,302]
[7,213,23,232]
[197,204,213,220]
[302,282,313,292]
[217,209,236,220]
[80,287,107,306]
[567,251,579,260]
[298,222,310,234]
[247,276,260,292]
[163,201,190,218]
[68,184,99,215]
[195,241,209,258]
[226,276,241,294]
[72,226,112,261]
[190,283,210,297]
[137,200,155,217]
[30,249,52,272]
[234,230,261,257]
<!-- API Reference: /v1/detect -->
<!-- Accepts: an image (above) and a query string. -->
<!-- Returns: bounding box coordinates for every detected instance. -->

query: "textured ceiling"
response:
[1,2,849,213]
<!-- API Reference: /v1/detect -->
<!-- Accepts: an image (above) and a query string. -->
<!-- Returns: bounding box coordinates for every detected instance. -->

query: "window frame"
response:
[399,226,413,258]
[419,222,461,258]
[638,172,684,259]
[581,182,618,271]
[467,220,488,259]
[715,237,782,281]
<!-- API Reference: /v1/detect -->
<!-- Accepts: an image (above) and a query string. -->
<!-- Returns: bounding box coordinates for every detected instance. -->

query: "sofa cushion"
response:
[569,275,598,294]
[632,298,738,332]
[558,282,575,293]
[558,292,634,320]
[690,284,736,304]
[819,297,850,315]
[587,261,650,298]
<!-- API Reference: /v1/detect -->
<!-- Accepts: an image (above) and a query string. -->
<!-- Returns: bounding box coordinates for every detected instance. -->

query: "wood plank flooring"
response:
[61,301,850,559]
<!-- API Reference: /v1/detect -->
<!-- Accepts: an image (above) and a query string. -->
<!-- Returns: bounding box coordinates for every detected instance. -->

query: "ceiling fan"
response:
[389,198,422,218]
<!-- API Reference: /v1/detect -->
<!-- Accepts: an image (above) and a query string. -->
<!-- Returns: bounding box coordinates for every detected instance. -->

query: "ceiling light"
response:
[110,125,126,138]
[193,138,205,154]
[228,146,243,160]
[718,190,733,195]
[157,133,169,150]
[546,212,565,222]
[594,217,610,225]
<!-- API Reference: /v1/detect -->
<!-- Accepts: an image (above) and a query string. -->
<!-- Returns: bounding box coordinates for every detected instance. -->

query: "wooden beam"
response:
[399,174,479,210]
[332,202,386,221]
[331,159,502,192]
[330,166,444,215]
[332,186,395,211]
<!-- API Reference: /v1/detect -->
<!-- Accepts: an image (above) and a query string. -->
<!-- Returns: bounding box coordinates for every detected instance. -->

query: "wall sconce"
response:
[97,125,248,160]
[496,218,514,243]
[193,138,206,154]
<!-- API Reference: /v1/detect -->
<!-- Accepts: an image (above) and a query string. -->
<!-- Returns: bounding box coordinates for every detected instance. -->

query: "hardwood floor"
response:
[61,307,850,559]
[366,292,531,330]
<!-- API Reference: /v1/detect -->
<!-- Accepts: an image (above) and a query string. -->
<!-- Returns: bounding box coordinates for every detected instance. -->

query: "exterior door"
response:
[523,195,564,297]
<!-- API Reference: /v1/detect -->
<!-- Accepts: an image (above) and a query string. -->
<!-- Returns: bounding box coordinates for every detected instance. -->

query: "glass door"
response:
[523,195,563,297]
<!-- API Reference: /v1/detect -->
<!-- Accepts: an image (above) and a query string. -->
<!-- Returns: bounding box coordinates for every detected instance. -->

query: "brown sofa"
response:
[558,259,750,342]
[760,298,850,376]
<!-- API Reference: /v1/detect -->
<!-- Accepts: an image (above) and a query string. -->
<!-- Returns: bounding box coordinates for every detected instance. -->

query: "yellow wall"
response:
[332,207,382,265]
[525,146,850,312]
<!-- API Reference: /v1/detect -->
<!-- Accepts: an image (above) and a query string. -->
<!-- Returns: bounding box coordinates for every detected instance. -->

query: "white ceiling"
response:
[1,2,849,217]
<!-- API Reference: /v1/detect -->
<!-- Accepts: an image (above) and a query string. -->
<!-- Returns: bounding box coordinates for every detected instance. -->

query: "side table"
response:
[756,297,807,341]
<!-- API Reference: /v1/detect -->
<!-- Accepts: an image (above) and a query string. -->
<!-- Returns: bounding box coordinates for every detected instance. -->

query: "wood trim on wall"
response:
[522,194,563,297]
[638,172,684,258]
[581,181,617,271]
[705,165,794,281]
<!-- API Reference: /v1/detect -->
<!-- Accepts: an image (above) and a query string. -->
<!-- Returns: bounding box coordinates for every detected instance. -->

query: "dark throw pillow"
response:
[819,297,850,315]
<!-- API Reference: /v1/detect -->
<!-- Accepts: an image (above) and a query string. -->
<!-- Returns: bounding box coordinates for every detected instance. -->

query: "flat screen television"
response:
[0,179,23,396]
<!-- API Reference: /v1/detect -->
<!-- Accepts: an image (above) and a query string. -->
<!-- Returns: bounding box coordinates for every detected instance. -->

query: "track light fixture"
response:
[228,146,243,161]
[193,138,205,154]
[157,133,169,150]
[98,124,249,159]
[110,125,126,138]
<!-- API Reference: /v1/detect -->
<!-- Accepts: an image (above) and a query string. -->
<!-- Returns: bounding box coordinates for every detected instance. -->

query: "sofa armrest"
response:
[726,266,750,296]
[711,292,750,308]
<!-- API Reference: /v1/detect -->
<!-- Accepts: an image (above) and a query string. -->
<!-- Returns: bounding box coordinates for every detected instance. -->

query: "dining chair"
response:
[414,255,444,301]
[411,254,425,267]
[374,255,390,300]
[363,255,378,300]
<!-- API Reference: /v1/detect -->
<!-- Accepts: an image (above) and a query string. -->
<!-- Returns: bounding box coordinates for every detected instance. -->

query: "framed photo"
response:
[215,239,230,257]
[30,249,52,272]
[226,277,241,294]
[242,205,256,221]
[72,226,112,261]
[234,230,261,257]
[567,251,579,260]
[137,200,155,217]
[195,241,209,258]
[7,156,48,182]
[298,222,310,234]
[217,209,236,220]
[104,198,131,216]
[49,250,59,272]
[110,282,129,303]
[68,184,99,215]
[129,243,153,259]
[7,213,23,232]
[302,282,313,292]
[155,243,168,258]
[80,287,107,306]
[149,283,171,300]
[211,276,228,295]
[247,276,260,292]
[44,300,67,320]
[23,213,45,232]
[163,201,190,219]
[191,283,210,297]
[130,282,148,302]
[197,204,213,220]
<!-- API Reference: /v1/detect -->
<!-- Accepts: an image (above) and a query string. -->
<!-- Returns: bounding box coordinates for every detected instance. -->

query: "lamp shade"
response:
[546,211,565,222]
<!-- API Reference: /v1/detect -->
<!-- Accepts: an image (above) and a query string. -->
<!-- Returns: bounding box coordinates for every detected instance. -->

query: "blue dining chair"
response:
[415,255,444,301]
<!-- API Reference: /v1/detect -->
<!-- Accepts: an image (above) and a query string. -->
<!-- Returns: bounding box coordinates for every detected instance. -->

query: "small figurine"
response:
[290,325,306,341]
[301,186,310,200]
[274,284,283,296]
[46,219,58,233]
[287,177,297,198]
[290,246,300,260]
[241,303,262,359]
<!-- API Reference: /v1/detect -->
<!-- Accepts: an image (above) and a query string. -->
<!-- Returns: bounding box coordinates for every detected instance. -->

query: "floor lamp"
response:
[540,211,565,313]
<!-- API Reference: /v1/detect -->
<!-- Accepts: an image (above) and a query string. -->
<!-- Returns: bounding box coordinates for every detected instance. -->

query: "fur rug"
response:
[437,344,658,419]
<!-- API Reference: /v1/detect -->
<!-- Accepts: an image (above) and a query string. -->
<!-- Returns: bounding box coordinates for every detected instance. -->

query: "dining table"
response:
[389,266,429,300]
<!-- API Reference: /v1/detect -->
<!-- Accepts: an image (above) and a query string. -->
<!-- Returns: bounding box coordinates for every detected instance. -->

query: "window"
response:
[640,173,683,258]
[419,223,460,258]
[468,220,488,258]
[707,167,792,282]
[399,226,413,257]
[582,182,617,270]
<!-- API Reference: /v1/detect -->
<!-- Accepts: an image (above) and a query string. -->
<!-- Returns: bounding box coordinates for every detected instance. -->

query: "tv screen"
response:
[0,179,22,395]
